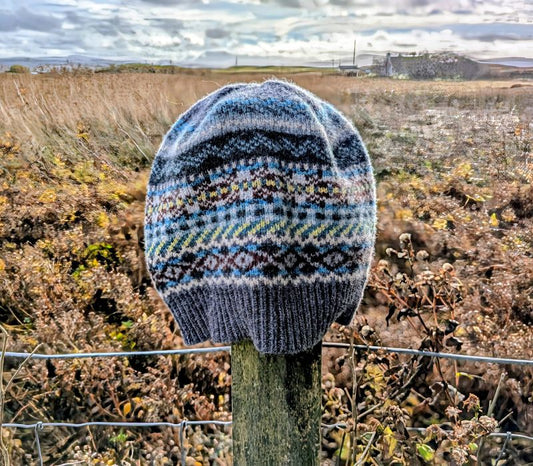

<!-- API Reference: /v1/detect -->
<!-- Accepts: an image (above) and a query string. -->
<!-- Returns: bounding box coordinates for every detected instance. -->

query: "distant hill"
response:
[476,57,533,68]
[0,55,128,72]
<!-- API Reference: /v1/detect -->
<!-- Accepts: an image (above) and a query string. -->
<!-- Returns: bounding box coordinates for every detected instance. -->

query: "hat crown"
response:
[145,79,377,354]
[149,79,368,184]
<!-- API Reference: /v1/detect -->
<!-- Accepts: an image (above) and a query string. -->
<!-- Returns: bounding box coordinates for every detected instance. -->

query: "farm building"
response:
[374,52,490,79]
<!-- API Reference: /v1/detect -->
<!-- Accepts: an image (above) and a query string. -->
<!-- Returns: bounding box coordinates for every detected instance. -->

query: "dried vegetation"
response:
[0,70,531,464]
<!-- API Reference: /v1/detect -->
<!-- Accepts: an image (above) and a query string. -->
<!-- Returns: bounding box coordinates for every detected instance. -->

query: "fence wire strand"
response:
[4,341,533,366]
[5,421,532,441]
[33,422,43,466]
[179,421,188,466]
[3,346,231,360]
[495,431,512,464]
[4,420,232,429]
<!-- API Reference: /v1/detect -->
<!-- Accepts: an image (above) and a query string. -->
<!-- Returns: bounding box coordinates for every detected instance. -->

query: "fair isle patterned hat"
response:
[144,79,376,354]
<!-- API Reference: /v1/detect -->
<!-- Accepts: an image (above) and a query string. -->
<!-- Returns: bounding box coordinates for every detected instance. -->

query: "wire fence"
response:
[5,341,533,365]
[2,341,533,465]
[4,420,533,466]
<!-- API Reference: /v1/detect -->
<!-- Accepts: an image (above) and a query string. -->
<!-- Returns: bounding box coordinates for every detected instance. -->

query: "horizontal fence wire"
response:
[3,346,232,360]
[3,420,232,429]
[4,421,533,442]
[321,423,533,442]
[324,342,533,366]
[4,341,533,366]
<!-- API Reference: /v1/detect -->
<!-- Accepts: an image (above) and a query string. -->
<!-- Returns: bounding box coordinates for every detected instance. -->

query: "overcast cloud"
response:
[0,0,531,66]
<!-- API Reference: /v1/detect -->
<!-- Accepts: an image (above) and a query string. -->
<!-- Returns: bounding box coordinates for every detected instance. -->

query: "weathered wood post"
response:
[232,340,322,465]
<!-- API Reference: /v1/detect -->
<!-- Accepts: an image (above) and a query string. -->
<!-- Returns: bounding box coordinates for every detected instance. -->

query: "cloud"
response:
[0,13,17,32]
[0,7,62,32]
[392,42,418,47]
[404,0,432,6]
[205,27,230,38]
[91,16,139,36]
[476,34,524,42]
[271,0,302,7]
[136,0,194,4]
[449,22,533,40]
[0,0,531,65]
[259,0,356,7]
[148,18,184,36]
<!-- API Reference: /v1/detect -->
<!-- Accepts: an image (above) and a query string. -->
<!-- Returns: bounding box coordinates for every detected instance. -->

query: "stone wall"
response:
[374,53,490,79]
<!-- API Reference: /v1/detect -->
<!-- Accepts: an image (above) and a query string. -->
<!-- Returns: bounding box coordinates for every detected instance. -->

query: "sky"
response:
[0,0,532,67]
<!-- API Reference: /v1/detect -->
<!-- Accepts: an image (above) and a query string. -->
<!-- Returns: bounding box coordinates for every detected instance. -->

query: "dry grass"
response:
[1,71,530,164]
[0,70,532,464]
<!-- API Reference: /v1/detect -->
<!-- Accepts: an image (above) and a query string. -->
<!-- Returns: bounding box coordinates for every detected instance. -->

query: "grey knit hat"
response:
[144,79,376,354]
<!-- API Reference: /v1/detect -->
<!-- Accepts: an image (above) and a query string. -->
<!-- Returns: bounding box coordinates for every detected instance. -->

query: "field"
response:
[0,69,532,464]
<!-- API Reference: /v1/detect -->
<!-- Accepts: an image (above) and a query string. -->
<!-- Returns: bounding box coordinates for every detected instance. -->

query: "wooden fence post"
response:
[231,339,322,465]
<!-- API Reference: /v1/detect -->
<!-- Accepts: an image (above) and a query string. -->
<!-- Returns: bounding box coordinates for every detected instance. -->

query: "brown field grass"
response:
[0,70,532,464]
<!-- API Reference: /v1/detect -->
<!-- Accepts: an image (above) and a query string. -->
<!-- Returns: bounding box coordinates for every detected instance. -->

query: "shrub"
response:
[7,64,30,74]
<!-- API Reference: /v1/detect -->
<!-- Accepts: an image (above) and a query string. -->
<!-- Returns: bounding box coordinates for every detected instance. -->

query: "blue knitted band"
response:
[144,79,377,354]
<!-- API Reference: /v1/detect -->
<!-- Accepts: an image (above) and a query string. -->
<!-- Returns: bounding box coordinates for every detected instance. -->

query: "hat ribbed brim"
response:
[165,271,367,354]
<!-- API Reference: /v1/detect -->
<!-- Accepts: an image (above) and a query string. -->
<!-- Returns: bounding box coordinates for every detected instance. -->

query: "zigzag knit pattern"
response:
[145,79,377,354]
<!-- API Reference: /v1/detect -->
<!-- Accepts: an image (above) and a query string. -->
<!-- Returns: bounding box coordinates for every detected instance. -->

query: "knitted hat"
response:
[144,79,376,354]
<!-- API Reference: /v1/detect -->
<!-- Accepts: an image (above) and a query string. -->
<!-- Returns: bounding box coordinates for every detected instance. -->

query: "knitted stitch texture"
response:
[145,79,377,354]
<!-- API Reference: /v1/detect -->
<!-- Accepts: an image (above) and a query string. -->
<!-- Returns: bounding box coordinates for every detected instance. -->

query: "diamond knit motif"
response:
[145,79,377,354]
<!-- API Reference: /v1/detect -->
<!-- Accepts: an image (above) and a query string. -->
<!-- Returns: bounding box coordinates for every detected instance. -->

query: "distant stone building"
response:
[338,64,363,76]
[373,52,490,80]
